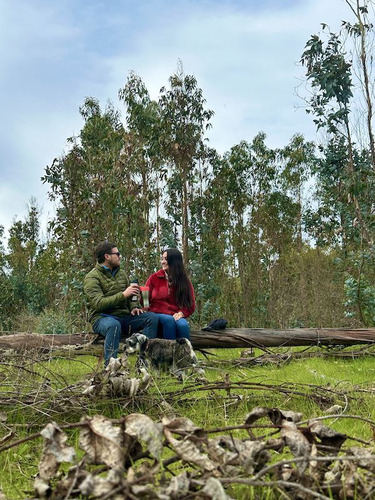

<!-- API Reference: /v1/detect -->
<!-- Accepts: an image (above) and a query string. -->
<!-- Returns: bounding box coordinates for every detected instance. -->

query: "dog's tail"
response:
[176,339,215,359]
[195,348,217,359]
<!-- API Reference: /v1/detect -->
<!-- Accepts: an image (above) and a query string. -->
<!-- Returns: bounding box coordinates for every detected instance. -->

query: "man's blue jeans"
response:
[156,313,190,340]
[93,312,158,365]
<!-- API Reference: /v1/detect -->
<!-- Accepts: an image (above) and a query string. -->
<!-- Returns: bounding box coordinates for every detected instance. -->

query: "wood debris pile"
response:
[19,407,375,499]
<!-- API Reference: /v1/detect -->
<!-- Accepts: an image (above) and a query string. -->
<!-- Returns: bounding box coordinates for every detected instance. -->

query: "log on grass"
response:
[189,327,375,349]
[0,332,93,352]
[0,328,375,352]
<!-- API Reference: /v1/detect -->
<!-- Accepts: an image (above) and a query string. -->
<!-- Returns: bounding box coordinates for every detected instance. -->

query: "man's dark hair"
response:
[95,241,117,263]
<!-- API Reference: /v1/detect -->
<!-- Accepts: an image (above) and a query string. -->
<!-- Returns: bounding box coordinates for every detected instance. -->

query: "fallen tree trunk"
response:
[0,332,94,352]
[190,327,375,349]
[0,328,374,352]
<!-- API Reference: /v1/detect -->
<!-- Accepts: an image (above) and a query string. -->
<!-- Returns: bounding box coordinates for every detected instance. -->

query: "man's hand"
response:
[173,311,184,321]
[123,284,140,299]
[131,308,144,316]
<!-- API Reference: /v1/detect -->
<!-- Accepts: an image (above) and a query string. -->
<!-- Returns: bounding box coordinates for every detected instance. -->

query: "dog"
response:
[124,333,205,379]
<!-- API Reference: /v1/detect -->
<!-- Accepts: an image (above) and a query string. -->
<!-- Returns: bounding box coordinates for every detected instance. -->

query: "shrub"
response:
[36,309,72,335]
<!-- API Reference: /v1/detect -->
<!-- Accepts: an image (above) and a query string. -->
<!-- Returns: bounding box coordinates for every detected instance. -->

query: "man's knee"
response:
[143,312,158,325]
[142,312,159,338]
[94,317,121,337]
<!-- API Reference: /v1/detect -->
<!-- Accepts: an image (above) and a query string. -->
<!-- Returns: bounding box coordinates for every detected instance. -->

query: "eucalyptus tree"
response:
[301,0,375,325]
[213,134,279,326]
[158,63,214,262]
[42,97,143,317]
[300,1,375,247]
[0,225,18,329]
[343,0,375,167]
[188,148,226,323]
[212,132,315,327]
[43,98,127,268]
[300,27,360,246]
[118,72,163,274]
[278,134,315,248]
[0,226,5,271]
[4,199,54,321]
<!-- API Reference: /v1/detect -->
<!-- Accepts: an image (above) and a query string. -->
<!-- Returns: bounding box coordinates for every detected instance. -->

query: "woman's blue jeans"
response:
[93,312,158,365]
[156,313,190,340]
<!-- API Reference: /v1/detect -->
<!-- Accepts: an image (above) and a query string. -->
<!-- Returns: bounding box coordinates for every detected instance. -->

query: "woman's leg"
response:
[176,318,190,339]
[157,313,177,340]
[93,316,122,365]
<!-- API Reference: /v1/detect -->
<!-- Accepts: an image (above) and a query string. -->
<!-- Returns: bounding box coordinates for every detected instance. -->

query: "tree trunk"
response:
[190,327,375,348]
[0,328,374,352]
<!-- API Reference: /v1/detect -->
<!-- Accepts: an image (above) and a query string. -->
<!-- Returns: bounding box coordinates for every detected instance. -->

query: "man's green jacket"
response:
[84,263,140,325]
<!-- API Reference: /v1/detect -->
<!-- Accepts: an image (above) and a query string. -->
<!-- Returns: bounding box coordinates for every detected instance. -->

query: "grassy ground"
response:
[0,346,374,498]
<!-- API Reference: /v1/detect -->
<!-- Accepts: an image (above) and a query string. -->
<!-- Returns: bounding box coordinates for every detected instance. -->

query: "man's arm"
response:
[84,274,126,313]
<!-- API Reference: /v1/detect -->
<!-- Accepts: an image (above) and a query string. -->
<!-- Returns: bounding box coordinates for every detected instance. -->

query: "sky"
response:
[0,0,353,242]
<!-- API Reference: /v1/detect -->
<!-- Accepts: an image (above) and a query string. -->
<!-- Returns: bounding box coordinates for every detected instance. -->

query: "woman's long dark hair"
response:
[164,248,193,309]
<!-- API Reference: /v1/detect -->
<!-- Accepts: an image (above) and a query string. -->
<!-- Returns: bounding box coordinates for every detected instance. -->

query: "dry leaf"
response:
[347,446,375,473]
[280,420,311,473]
[131,484,166,498]
[165,472,190,498]
[208,436,269,474]
[200,477,234,499]
[34,475,51,498]
[164,420,217,473]
[269,408,303,425]
[79,415,124,469]
[38,422,75,481]
[245,406,302,428]
[124,413,163,460]
[106,355,128,376]
[84,357,149,398]
[79,468,124,498]
[244,406,271,426]
[308,420,347,452]
[162,416,205,439]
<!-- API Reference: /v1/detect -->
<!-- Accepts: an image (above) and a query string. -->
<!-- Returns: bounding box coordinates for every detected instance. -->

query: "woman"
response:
[146,248,195,340]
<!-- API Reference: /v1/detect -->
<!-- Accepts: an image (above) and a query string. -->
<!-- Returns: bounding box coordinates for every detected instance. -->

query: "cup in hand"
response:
[140,286,149,309]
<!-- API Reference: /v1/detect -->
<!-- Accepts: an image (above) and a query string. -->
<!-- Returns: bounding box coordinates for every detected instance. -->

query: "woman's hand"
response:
[173,311,184,321]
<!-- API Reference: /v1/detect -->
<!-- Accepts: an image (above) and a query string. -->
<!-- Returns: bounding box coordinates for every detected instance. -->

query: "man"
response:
[84,241,158,366]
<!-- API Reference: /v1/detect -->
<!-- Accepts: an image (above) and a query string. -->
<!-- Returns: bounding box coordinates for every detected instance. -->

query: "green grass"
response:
[0,346,374,498]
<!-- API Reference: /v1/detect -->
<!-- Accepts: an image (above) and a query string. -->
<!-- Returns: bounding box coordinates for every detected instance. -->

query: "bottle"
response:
[130,277,139,302]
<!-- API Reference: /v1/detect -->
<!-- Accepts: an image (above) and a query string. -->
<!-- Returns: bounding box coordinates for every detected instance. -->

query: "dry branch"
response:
[4,407,375,499]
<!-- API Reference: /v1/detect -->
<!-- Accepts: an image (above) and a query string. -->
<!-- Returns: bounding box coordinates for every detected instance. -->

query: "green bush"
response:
[36,309,72,335]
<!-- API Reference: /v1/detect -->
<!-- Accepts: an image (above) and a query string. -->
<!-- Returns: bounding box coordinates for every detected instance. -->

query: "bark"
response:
[0,328,375,352]
[0,332,94,351]
[190,327,375,348]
